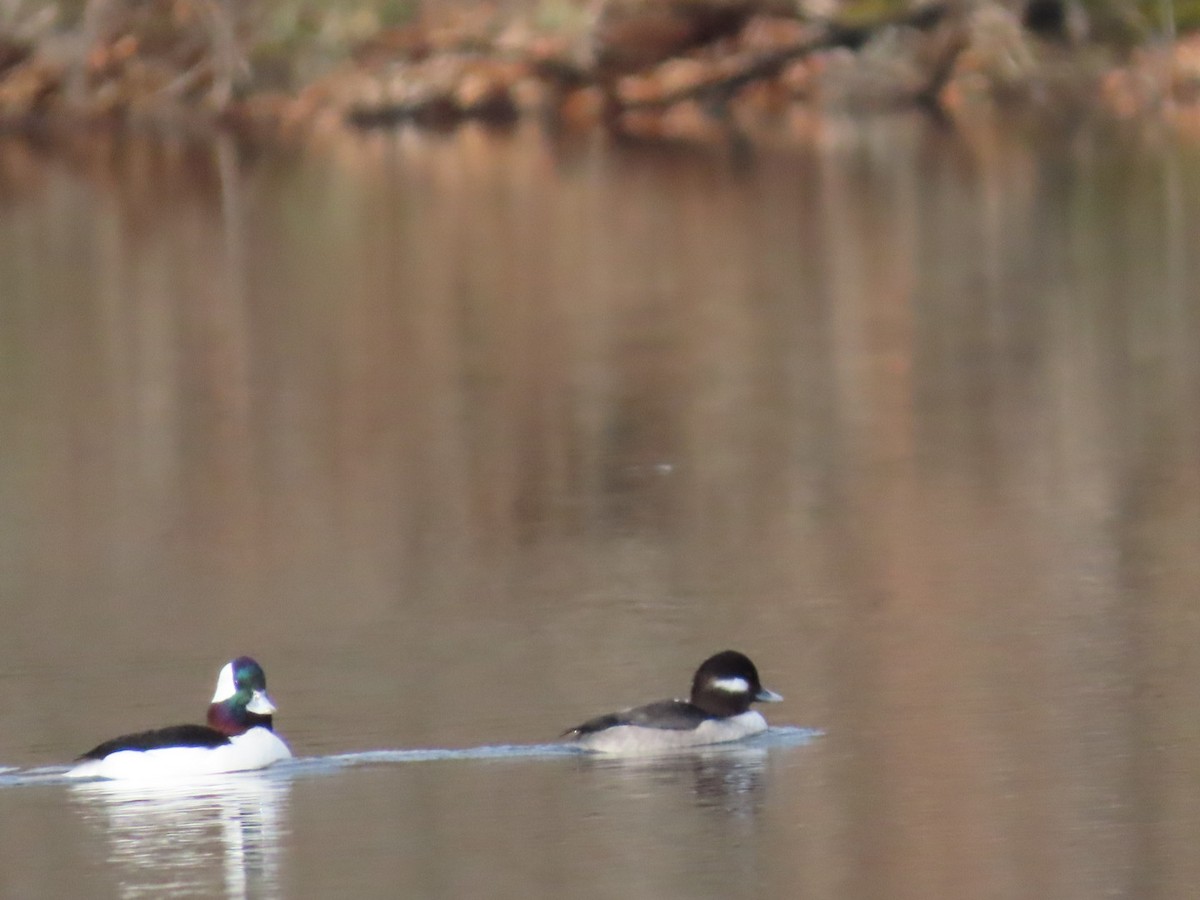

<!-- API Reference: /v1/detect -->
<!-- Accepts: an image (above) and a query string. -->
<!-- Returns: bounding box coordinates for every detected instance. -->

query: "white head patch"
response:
[211,662,237,702]
[710,676,751,694]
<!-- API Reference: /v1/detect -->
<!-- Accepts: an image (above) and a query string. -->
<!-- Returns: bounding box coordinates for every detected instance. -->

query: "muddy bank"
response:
[1,0,1198,141]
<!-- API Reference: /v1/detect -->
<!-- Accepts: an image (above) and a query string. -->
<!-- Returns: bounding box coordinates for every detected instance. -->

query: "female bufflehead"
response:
[563,650,783,754]
[69,657,292,780]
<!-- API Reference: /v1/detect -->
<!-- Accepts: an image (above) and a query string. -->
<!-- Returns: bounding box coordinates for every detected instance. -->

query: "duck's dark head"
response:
[689,650,783,718]
[206,656,277,736]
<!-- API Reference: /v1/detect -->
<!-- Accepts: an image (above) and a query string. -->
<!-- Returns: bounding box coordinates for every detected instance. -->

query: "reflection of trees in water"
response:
[71,773,290,899]
[809,122,1200,899]
[4,123,1200,898]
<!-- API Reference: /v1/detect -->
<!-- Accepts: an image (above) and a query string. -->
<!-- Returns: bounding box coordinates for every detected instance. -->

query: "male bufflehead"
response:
[563,650,783,754]
[69,657,292,780]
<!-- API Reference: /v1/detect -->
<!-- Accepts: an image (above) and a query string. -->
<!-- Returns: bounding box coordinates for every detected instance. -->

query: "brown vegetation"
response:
[0,0,1198,139]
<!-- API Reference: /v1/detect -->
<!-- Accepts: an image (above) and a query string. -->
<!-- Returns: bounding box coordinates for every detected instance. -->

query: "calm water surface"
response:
[1,114,1199,898]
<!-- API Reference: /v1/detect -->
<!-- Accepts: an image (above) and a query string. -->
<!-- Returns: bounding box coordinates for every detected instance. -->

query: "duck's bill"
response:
[247,689,277,715]
[755,688,784,703]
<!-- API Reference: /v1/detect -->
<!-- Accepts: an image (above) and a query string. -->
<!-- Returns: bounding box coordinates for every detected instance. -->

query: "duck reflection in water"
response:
[579,743,770,817]
[71,772,290,898]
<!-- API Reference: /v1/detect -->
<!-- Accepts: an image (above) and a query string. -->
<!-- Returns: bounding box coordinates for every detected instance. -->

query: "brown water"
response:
[1,114,1199,898]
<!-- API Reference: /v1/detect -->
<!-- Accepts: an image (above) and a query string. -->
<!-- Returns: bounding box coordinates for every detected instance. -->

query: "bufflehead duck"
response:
[563,650,783,754]
[69,657,292,780]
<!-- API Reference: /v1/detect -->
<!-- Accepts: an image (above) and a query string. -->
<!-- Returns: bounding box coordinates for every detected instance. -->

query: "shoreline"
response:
[1,2,1199,142]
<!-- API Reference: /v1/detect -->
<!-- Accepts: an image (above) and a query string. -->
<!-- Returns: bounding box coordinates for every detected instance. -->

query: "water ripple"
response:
[0,726,821,789]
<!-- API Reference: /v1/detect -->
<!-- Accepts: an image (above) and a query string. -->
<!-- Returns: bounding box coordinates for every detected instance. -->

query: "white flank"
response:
[211,662,237,703]
[67,728,292,781]
[575,711,768,754]
[710,676,751,694]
